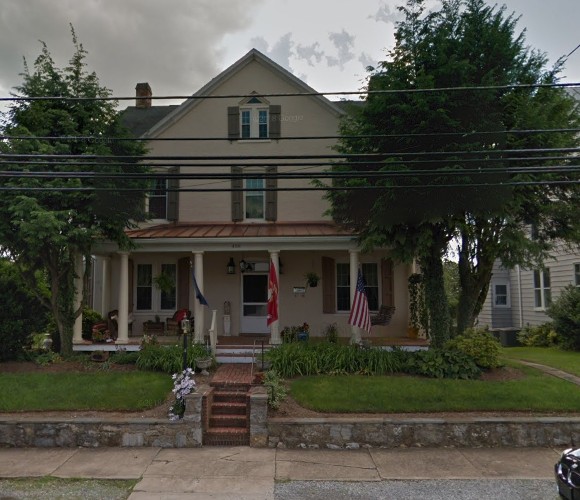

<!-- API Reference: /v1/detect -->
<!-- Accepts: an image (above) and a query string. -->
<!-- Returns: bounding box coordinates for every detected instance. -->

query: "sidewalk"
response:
[0,446,561,499]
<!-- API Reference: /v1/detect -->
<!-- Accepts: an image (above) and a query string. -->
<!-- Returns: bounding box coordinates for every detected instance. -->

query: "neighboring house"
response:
[477,241,580,330]
[79,49,414,347]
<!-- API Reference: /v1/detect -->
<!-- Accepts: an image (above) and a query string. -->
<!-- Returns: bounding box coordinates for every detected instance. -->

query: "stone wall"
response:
[268,417,580,449]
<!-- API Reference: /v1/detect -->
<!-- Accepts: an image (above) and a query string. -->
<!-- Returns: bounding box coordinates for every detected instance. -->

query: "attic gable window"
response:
[228,92,281,140]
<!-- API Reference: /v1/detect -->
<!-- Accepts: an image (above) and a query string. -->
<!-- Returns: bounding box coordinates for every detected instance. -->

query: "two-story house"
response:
[80,49,414,348]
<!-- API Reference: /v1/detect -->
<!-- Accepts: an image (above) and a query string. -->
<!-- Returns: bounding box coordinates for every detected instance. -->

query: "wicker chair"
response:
[166,309,192,335]
[370,305,396,326]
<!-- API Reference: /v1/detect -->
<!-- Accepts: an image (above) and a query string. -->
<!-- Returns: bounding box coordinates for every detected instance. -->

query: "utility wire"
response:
[1,81,579,102]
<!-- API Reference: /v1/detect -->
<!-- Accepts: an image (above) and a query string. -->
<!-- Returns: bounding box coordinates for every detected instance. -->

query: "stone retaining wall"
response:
[268,417,580,449]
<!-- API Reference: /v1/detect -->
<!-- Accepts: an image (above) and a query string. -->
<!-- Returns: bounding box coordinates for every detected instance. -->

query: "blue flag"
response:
[192,272,209,306]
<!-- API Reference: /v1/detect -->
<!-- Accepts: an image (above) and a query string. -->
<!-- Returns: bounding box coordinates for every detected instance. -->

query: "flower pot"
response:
[196,357,212,376]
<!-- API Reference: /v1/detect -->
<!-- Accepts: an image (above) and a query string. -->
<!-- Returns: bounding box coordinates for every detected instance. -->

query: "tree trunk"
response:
[419,237,450,348]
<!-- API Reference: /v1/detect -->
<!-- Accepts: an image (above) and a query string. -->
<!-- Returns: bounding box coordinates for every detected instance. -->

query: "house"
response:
[477,240,580,331]
[75,49,415,349]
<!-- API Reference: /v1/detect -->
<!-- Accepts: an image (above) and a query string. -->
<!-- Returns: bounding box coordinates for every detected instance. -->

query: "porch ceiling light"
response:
[227,257,236,275]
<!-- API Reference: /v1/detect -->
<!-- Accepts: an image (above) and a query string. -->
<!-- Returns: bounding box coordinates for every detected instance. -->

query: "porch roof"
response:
[125,221,354,239]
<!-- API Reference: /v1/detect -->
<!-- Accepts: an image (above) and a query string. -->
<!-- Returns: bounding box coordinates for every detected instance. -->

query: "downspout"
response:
[516,265,523,328]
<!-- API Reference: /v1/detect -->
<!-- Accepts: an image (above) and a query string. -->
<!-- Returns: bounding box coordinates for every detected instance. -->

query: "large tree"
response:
[326,0,580,346]
[0,28,149,355]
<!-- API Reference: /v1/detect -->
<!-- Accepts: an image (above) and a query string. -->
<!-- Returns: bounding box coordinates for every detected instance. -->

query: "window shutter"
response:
[265,166,277,221]
[231,166,243,221]
[381,258,394,307]
[322,256,336,313]
[177,257,190,310]
[228,106,240,139]
[269,105,281,138]
[167,167,179,221]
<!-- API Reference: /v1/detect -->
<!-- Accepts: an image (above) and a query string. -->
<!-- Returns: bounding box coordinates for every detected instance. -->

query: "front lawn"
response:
[501,347,580,376]
[0,371,172,412]
[289,364,580,413]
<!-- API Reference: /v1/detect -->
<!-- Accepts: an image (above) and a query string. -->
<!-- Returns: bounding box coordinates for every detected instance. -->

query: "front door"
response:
[241,273,269,334]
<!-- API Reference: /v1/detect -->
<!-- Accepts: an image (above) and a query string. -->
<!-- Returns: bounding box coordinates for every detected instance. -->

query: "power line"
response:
[1,81,579,102]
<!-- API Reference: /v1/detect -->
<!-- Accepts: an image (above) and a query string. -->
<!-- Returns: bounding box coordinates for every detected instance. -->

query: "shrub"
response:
[445,327,502,369]
[136,341,215,373]
[82,308,104,341]
[517,323,558,347]
[548,285,580,351]
[323,323,339,343]
[110,351,139,365]
[405,348,481,379]
[266,342,407,378]
[263,370,287,410]
[0,259,50,360]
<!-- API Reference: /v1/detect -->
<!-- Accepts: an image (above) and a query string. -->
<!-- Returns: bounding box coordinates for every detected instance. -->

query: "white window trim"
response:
[533,268,551,311]
[244,170,266,221]
[574,263,580,287]
[239,106,269,139]
[492,281,510,308]
[147,178,169,220]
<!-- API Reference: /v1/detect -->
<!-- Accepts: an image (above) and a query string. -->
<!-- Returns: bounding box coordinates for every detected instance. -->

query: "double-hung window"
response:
[136,263,177,311]
[575,263,580,287]
[240,105,269,139]
[493,282,510,307]
[533,268,551,309]
[148,178,168,219]
[245,177,265,219]
[335,263,379,312]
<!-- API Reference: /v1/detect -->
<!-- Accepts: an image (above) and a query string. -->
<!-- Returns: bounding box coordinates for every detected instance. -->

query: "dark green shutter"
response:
[231,166,243,221]
[167,167,179,221]
[269,105,281,138]
[322,256,336,313]
[265,166,277,221]
[228,106,240,139]
[381,258,394,307]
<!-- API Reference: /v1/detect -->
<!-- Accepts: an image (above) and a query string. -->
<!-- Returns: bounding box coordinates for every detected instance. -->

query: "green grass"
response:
[0,371,172,411]
[501,347,580,376]
[289,364,580,413]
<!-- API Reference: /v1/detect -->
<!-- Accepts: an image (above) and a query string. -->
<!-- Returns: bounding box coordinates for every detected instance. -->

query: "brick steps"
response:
[204,364,253,446]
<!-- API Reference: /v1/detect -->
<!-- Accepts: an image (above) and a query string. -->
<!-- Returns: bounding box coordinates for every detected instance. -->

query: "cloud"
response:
[369,3,400,24]
[295,42,324,67]
[250,32,294,72]
[326,29,355,70]
[0,0,265,106]
[358,52,377,72]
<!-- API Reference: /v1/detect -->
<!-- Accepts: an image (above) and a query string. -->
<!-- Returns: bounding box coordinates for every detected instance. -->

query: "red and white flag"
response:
[267,259,279,326]
[348,270,371,332]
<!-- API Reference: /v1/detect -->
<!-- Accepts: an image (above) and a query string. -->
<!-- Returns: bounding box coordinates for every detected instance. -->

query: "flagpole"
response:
[193,252,205,344]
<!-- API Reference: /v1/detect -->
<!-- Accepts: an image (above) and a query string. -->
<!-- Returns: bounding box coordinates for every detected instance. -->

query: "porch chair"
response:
[166,309,192,335]
[370,305,396,326]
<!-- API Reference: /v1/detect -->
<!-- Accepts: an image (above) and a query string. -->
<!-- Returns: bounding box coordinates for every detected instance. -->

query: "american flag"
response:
[348,270,371,332]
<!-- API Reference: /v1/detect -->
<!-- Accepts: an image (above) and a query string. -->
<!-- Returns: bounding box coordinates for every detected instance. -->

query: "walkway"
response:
[0,446,561,499]
[517,360,580,386]
[210,363,254,386]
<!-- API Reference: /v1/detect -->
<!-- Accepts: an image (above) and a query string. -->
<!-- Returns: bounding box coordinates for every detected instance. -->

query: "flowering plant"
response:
[168,367,196,421]
[91,325,110,342]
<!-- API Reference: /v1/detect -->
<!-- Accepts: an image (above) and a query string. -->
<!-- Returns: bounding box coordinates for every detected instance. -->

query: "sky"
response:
[0,0,579,109]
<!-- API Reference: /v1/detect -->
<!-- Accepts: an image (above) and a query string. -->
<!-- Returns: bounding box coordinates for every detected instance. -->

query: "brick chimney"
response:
[135,82,152,108]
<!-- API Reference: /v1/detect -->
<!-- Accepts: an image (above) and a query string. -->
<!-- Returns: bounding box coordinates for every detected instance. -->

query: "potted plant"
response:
[153,272,175,294]
[305,272,320,287]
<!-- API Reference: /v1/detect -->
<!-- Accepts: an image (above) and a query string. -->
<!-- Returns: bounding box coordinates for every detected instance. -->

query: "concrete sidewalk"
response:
[0,446,562,499]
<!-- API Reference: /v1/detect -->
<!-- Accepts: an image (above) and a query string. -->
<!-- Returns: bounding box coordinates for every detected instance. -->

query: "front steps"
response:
[215,340,271,364]
[204,364,256,446]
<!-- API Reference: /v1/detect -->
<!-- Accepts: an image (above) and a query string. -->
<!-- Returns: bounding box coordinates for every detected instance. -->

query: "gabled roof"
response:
[142,48,346,138]
[120,105,178,137]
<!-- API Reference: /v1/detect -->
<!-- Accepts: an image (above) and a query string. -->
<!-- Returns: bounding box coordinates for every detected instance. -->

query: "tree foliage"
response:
[326,0,580,345]
[0,27,149,354]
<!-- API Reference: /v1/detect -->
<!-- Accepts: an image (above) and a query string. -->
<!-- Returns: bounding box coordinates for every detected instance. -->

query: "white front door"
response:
[241,273,269,334]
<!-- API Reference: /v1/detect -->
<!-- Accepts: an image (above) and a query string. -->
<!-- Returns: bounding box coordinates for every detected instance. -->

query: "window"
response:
[335,263,379,312]
[240,106,268,139]
[493,282,510,307]
[159,264,177,310]
[575,263,580,287]
[227,94,281,141]
[136,264,153,310]
[148,178,168,219]
[136,263,177,311]
[533,268,551,309]
[245,177,265,219]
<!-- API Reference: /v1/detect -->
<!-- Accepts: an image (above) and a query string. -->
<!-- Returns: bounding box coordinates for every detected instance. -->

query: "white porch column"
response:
[349,249,361,344]
[269,251,281,345]
[194,252,205,344]
[72,253,84,344]
[101,256,111,316]
[116,251,130,344]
